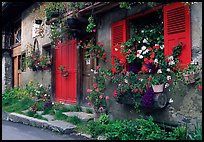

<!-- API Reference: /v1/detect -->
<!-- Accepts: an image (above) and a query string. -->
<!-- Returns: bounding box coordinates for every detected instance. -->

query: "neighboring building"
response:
[2,2,202,129]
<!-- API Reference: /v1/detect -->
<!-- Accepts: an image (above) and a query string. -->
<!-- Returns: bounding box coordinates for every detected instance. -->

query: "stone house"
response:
[2,2,202,128]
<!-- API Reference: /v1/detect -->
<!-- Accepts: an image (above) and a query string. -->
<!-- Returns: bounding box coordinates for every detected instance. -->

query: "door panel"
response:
[55,39,77,104]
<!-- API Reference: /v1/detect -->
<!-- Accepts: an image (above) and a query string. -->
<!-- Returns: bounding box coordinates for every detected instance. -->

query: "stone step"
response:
[62,112,95,122]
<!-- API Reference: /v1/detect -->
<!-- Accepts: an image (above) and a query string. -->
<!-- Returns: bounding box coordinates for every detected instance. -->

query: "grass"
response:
[24,111,48,121]
[2,98,34,113]
[85,108,93,114]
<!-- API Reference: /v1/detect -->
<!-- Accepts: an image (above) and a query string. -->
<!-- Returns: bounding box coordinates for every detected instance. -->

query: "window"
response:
[111,2,191,71]
[42,44,52,59]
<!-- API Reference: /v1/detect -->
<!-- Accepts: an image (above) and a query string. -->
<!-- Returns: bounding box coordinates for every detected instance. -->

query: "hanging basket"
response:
[67,17,79,29]
[152,84,164,93]
[183,73,196,84]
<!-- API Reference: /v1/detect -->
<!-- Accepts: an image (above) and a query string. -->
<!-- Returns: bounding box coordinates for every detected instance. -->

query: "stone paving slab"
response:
[62,112,95,121]
[2,112,76,134]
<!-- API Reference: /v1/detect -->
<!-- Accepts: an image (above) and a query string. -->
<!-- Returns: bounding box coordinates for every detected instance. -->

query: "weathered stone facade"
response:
[2,50,13,93]
[97,2,202,129]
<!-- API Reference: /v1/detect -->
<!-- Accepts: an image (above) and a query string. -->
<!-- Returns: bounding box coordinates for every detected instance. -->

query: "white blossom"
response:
[140,79,143,82]
[138,41,141,43]
[137,50,142,54]
[167,76,171,80]
[143,39,148,44]
[139,55,143,59]
[143,49,149,55]
[165,83,169,88]
[115,48,118,51]
[169,98,174,103]
[160,45,164,49]
[150,30,153,32]
[141,46,147,51]
[169,61,175,65]
[154,59,158,64]
[124,79,128,84]
[157,69,162,74]
[52,102,55,105]
[44,94,47,97]
[141,30,144,33]
[167,68,171,72]
[40,84,43,87]
[91,69,94,72]
[155,44,159,46]
[168,56,174,60]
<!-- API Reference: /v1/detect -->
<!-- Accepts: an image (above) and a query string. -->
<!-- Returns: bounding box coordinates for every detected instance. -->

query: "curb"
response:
[2,112,75,134]
[2,111,93,139]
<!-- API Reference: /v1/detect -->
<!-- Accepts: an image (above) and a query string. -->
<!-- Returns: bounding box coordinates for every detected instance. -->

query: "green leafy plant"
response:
[86,16,96,33]
[151,73,167,85]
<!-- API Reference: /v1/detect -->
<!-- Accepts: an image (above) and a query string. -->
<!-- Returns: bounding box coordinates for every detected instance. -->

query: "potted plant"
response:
[151,73,167,93]
[182,62,201,84]
[58,65,69,77]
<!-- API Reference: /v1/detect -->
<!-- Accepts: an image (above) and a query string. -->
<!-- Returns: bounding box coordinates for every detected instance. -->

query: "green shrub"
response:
[66,116,82,125]
[188,121,202,140]
[85,108,93,114]
[98,114,110,125]
[167,126,188,140]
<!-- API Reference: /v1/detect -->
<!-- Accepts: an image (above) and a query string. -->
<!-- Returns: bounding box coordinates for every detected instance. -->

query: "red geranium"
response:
[112,67,117,74]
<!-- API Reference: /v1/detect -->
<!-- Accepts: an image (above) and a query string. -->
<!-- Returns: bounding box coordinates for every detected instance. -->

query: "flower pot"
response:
[152,84,164,93]
[183,73,196,84]
[67,18,79,29]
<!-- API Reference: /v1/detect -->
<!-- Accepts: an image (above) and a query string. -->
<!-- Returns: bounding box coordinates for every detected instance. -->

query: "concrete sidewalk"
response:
[2,111,93,139]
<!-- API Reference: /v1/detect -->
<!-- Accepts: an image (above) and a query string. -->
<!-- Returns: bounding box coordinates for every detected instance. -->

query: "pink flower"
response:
[98,106,104,111]
[87,88,92,93]
[95,88,100,92]
[133,88,138,93]
[127,49,132,54]
[93,29,96,32]
[113,90,117,97]
[96,66,100,70]
[87,102,91,106]
[105,96,109,100]
[93,84,97,88]
[99,95,103,99]
[198,85,202,90]
[105,59,109,63]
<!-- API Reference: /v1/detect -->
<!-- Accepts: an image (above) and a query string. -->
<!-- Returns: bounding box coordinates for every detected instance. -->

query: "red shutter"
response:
[111,19,127,65]
[164,2,191,68]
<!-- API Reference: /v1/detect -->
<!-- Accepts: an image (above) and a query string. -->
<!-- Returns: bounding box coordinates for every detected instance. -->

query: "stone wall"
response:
[20,3,52,87]
[2,50,13,93]
[97,2,202,129]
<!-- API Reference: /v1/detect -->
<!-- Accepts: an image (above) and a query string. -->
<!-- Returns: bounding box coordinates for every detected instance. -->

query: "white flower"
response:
[154,59,158,63]
[94,70,98,74]
[115,48,118,51]
[40,84,43,87]
[137,50,142,54]
[140,79,143,82]
[44,94,47,97]
[165,83,169,88]
[157,69,162,74]
[150,30,153,32]
[155,44,159,46]
[52,102,55,105]
[160,45,164,49]
[168,56,174,60]
[138,41,141,43]
[141,30,144,33]
[124,79,128,84]
[143,39,148,44]
[167,68,171,72]
[142,49,149,55]
[91,69,94,72]
[169,98,174,103]
[139,55,143,59]
[169,61,175,65]
[167,76,171,80]
[120,45,124,48]
[141,46,147,51]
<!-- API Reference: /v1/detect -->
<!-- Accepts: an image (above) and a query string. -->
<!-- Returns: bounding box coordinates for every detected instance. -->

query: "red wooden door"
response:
[55,39,77,104]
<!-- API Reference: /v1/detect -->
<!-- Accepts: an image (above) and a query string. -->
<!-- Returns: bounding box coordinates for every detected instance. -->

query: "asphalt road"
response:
[2,120,88,140]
